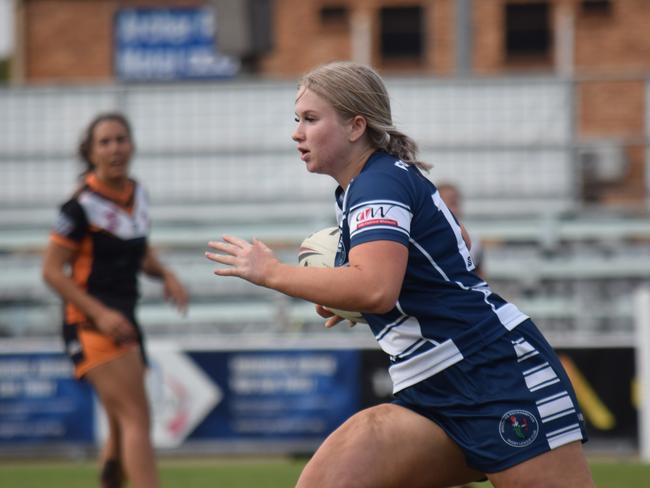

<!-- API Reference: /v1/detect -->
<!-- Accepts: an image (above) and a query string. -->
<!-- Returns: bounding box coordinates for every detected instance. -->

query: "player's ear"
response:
[348,115,367,143]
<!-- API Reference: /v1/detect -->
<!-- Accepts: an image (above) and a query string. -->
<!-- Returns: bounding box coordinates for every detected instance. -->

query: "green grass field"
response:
[0,457,647,487]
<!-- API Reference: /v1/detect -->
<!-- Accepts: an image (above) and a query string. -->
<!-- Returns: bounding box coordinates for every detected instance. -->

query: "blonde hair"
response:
[299,61,431,171]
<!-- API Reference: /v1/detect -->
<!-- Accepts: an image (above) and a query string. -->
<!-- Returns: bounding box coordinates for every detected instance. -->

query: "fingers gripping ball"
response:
[298,227,366,323]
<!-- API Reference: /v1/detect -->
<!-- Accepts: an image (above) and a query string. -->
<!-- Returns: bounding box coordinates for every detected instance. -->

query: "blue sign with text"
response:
[114,8,239,81]
[0,353,94,445]
[0,348,362,451]
[187,350,360,441]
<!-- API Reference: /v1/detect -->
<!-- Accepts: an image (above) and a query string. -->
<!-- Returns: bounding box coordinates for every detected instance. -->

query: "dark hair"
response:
[299,61,431,171]
[78,112,133,174]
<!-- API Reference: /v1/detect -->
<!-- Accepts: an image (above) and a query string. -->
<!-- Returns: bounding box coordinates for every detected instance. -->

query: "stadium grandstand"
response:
[1,78,649,345]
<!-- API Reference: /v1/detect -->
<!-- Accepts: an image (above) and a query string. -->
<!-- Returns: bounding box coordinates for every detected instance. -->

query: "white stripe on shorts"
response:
[524,363,560,392]
[546,423,584,449]
[536,392,576,423]
[514,339,540,362]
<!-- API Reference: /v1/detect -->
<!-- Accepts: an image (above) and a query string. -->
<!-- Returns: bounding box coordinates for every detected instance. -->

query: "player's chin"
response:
[108,166,129,179]
[304,159,323,174]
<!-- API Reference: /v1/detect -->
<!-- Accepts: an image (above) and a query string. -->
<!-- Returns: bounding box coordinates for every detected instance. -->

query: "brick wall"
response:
[575,0,650,73]
[472,0,504,74]
[17,0,650,203]
[260,0,449,77]
[21,0,650,80]
[578,79,646,205]
[20,0,202,82]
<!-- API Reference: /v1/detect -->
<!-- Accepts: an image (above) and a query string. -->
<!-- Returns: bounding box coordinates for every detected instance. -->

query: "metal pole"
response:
[455,0,472,77]
[635,286,650,462]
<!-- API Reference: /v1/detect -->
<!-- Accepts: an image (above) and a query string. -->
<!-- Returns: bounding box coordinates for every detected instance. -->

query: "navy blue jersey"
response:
[335,151,529,392]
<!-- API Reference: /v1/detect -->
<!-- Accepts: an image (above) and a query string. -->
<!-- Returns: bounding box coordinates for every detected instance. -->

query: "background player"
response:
[42,112,188,488]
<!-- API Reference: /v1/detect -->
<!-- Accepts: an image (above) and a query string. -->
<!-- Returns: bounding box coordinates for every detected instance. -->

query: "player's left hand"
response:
[206,235,279,287]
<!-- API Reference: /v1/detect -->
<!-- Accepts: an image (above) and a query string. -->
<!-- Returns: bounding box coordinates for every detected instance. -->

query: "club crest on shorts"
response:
[499,410,539,448]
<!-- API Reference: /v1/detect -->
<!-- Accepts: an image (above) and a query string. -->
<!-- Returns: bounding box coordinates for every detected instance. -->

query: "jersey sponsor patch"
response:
[349,201,411,238]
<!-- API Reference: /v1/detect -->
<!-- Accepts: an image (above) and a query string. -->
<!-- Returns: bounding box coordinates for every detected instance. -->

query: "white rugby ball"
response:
[298,227,366,323]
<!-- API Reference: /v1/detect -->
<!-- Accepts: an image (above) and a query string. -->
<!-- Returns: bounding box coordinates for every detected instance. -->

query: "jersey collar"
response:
[85,173,135,207]
[334,150,386,209]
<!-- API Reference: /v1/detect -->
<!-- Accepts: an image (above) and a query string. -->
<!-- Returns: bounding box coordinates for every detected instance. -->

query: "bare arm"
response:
[141,245,188,314]
[460,224,472,251]
[206,236,407,314]
[41,241,137,343]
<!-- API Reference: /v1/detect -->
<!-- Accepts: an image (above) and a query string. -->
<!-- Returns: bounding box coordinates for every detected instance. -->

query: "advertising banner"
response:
[114,7,239,81]
[0,344,637,452]
[0,353,94,446]
[138,348,360,448]
[188,349,360,441]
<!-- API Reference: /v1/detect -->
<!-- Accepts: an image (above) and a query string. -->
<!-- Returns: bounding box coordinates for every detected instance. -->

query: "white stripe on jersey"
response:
[384,301,440,359]
[376,316,425,357]
[409,238,449,280]
[432,190,474,271]
[413,235,529,333]
[475,285,529,331]
[353,225,410,240]
[390,339,464,393]
[395,339,429,359]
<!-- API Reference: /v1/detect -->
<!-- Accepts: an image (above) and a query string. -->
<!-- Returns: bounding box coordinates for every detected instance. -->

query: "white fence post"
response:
[635,286,650,462]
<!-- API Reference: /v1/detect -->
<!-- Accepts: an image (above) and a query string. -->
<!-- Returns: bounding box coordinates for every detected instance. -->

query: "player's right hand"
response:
[93,308,137,344]
[206,235,279,287]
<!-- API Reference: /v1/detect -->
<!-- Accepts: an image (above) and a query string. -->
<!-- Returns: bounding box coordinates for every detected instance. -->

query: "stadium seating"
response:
[0,77,648,346]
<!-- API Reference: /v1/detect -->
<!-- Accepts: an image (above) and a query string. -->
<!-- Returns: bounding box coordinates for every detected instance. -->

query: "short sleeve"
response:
[346,169,414,248]
[49,199,88,250]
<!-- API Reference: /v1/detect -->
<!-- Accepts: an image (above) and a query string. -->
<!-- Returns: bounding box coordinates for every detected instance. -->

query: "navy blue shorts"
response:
[393,319,588,473]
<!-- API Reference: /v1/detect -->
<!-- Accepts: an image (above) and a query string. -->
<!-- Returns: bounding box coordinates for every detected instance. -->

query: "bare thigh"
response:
[487,441,594,488]
[85,349,150,424]
[296,403,484,488]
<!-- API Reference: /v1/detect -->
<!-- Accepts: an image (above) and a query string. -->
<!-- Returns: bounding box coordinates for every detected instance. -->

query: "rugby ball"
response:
[298,227,366,323]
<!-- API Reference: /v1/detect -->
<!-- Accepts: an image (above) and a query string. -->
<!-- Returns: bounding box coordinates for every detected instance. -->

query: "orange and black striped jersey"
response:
[50,173,150,324]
